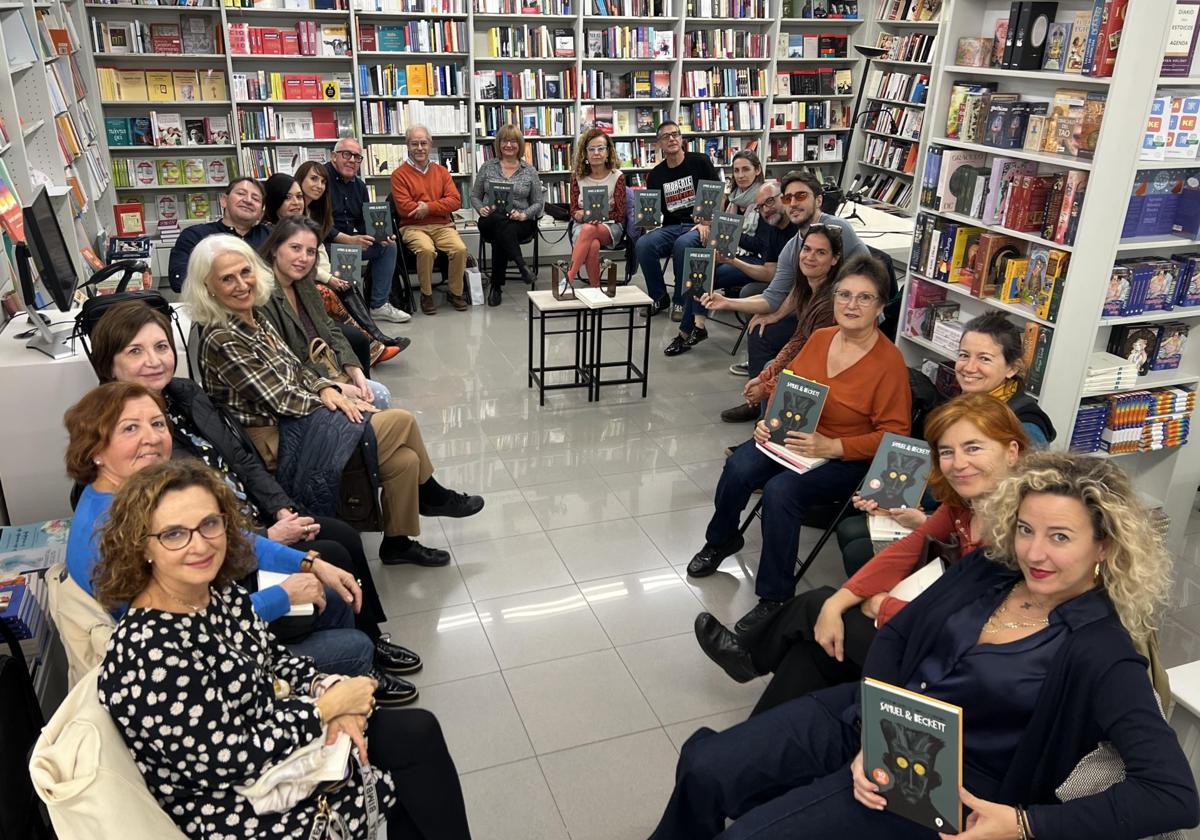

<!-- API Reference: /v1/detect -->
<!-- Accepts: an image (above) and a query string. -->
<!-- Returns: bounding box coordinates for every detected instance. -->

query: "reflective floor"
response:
[365,279,1200,840]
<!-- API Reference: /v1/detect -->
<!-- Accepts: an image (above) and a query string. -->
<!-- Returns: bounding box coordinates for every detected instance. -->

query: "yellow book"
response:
[97,67,118,100]
[407,64,428,96]
[145,70,175,102]
[199,69,226,101]
[116,69,148,101]
[171,70,200,102]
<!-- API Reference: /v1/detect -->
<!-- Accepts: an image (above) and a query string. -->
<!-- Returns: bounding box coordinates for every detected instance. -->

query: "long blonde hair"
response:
[980,452,1170,644]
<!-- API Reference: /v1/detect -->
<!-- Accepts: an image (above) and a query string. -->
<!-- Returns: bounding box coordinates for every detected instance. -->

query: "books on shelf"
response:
[110,154,234,188]
[585,25,674,59]
[98,67,228,101]
[877,30,936,64]
[683,28,763,59]
[960,0,1126,78]
[865,68,928,105]
[472,67,572,101]
[476,0,570,11]
[238,104,349,140]
[478,24,574,58]
[0,520,69,580]
[681,66,768,98]
[1086,386,1196,454]
[876,0,938,21]
[356,19,465,53]
[688,0,766,15]
[475,103,574,137]
[231,70,353,102]
[240,144,330,177]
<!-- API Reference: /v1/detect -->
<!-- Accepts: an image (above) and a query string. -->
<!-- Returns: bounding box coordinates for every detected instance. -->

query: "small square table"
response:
[526,290,593,406]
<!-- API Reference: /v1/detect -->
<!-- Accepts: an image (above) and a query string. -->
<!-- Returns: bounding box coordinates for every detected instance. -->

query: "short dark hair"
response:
[961,311,1025,368]
[225,176,264,198]
[656,120,680,137]
[89,300,175,383]
[781,170,822,198]
[833,252,890,302]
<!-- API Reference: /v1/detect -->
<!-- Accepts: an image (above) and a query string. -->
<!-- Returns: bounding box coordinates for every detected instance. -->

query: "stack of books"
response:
[0,574,51,668]
[1092,387,1194,455]
[1081,352,1139,396]
[1069,399,1109,453]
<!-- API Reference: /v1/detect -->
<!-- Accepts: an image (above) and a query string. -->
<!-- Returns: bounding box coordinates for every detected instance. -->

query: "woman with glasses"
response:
[561,128,627,289]
[95,459,473,840]
[469,124,545,306]
[686,254,911,642]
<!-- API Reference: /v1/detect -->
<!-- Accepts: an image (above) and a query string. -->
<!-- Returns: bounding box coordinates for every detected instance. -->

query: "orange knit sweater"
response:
[390,161,461,227]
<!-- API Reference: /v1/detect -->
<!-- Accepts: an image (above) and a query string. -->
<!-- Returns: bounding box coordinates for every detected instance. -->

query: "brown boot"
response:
[447,292,468,311]
[420,293,437,315]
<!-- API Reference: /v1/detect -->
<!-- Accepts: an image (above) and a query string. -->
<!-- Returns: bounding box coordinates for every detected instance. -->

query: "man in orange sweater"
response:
[391,125,468,315]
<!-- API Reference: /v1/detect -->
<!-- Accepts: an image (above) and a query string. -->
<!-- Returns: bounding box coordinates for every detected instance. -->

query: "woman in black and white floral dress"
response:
[95,458,472,840]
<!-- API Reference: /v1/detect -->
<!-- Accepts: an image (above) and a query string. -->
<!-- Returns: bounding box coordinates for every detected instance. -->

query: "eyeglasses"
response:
[336,150,364,162]
[144,513,228,551]
[755,196,779,211]
[586,144,609,153]
[657,131,682,141]
[780,191,812,205]
[834,290,879,306]
[807,223,842,241]
[500,140,519,146]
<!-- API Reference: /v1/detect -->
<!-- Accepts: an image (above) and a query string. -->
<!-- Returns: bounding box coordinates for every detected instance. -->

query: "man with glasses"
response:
[705,171,866,422]
[635,119,721,316]
[325,137,408,324]
[391,124,469,315]
[167,178,271,293]
[664,180,798,356]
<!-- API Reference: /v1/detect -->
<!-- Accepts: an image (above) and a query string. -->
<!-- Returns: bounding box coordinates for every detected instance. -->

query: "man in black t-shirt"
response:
[635,120,719,317]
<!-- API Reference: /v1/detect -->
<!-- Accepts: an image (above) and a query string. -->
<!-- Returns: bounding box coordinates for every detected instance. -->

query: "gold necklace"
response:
[982,584,1049,635]
[156,581,210,613]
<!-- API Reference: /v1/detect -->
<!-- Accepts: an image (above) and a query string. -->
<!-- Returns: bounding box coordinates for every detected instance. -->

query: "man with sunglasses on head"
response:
[706,170,866,422]
[167,178,271,293]
[635,119,721,317]
[664,180,798,356]
[325,136,408,324]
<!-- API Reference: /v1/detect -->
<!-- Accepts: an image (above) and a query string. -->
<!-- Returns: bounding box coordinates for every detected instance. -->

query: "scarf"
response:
[989,378,1020,402]
[729,180,762,237]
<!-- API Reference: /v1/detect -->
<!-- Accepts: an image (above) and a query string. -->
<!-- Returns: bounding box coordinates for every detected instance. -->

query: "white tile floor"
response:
[363,281,1200,840]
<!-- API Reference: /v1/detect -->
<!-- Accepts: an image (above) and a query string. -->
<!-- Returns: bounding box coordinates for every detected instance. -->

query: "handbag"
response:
[307,338,350,384]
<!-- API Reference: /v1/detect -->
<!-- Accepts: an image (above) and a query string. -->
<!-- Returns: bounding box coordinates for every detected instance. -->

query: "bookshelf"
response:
[895,0,1200,552]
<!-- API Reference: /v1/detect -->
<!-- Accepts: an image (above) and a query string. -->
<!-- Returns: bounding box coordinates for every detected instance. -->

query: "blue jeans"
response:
[648,683,937,840]
[636,223,692,302]
[681,264,754,333]
[364,239,398,309]
[284,587,374,676]
[748,314,799,379]
[706,442,869,601]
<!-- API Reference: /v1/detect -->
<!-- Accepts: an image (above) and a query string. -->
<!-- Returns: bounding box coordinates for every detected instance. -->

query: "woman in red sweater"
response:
[696,393,1030,714]
[561,128,626,288]
[687,254,910,639]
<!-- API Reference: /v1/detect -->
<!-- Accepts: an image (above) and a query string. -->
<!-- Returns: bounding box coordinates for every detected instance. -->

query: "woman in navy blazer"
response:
[649,452,1198,840]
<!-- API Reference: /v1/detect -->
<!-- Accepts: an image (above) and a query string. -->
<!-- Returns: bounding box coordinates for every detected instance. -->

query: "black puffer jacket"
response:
[163,378,294,519]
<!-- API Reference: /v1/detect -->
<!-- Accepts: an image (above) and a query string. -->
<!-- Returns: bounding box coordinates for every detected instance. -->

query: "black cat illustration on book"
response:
[777,392,814,435]
[862,451,927,509]
[880,719,953,832]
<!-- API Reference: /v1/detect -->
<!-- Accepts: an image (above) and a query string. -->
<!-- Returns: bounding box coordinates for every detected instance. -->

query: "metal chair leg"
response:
[793,496,855,583]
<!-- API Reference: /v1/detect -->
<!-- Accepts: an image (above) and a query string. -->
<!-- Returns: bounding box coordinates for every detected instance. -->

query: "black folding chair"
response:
[477,223,540,286]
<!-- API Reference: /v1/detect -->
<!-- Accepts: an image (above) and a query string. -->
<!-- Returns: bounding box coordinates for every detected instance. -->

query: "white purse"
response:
[235,730,351,815]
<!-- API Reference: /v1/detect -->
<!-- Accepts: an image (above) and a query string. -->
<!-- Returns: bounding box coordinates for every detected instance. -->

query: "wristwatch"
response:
[300,550,319,573]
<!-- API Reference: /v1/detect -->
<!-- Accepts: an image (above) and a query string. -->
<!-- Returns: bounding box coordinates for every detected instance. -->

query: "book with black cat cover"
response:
[859,433,933,511]
[861,678,962,834]
[692,179,724,223]
[635,190,662,228]
[363,201,392,241]
[682,248,715,302]
[709,211,744,258]
[582,185,608,223]
[489,180,513,214]
[331,244,362,283]
[755,370,829,473]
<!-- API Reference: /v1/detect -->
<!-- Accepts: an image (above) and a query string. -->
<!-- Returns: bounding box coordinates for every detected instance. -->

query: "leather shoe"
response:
[664,334,691,356]
[447,292,468,311]
[721,402,760,423]
[371,668,419,706]
[379,539,451,567]
[374,634,422,675]
[487,283,502,307]
[686,534,745,577]
[419,490,485,518]
[694,613,760,683]
[420,293,437,315]
[685,326,708,346]
[733,599,786,641]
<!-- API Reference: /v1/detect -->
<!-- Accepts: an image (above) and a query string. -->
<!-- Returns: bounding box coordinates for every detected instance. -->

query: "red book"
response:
[1002,175,1030,230]
[311,106,336,139]
[283,76,305,100]
[303,20,317,56]
[358,22,376,51]
[282,31,299,54]
[114,202,146,236]
[300,74,321,100]
[1089,0,1128,77]
[248,26,264,53]
[1055,171,1088,243]
[261,28,282,55]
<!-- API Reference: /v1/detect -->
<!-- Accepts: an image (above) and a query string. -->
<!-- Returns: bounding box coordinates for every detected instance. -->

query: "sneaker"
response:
[641,293,672,318]
[420,293,437,316]
[729,361,750,376]
[370,302,411,324]
[720,402,760,423]
[447,292,469,311]
[670,303,684,322]
[685,327,708,347]
[664,334,692,357]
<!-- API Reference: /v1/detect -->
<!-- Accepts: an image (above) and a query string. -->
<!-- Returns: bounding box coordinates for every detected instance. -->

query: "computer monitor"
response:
[13,187,77,358]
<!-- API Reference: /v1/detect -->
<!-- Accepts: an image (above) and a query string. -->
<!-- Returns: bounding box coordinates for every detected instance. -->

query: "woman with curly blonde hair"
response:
[562,127,626,287]
[95,459,473,840]
[650,452,1198,840]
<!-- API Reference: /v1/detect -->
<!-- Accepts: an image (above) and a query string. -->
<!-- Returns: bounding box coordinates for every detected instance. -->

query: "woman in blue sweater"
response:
[63,382,414,704]
[650,452,1198,840]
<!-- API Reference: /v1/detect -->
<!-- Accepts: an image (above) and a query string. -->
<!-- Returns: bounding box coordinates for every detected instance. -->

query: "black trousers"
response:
[748,586,877,716]
[835,514,875,578]
[746,315,799,380]
[292,515,387,639]
[476,213,535,287]
[368,708,472,840]
[337,321,373,373]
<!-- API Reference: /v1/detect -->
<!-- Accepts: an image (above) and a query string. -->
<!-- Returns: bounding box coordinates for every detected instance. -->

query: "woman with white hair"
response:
[181,234,483,567]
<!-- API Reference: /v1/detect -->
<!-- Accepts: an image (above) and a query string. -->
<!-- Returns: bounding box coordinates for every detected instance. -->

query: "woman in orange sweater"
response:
[695,393,1029,714]
[687,254,911,639]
